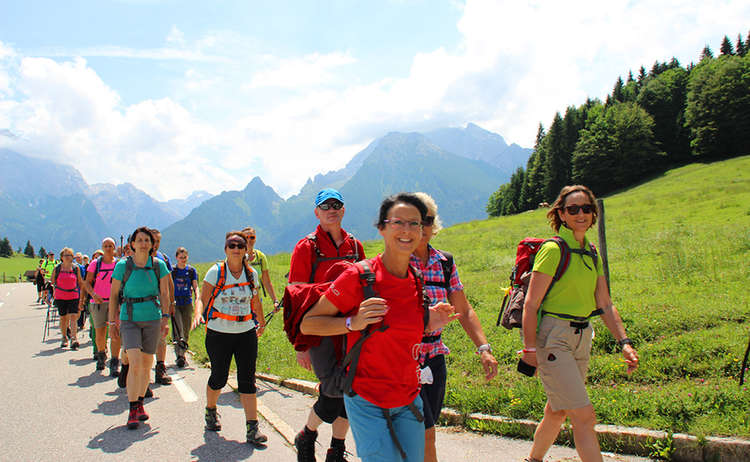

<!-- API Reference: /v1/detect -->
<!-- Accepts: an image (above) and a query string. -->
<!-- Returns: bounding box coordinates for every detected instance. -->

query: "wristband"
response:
[345,316,354,331]
[618,338,633,348]
[476,343,492,355]
[161,313,170,319]
[522,347,536,353]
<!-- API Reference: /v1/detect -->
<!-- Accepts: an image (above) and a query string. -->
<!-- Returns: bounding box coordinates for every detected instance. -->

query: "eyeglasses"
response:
[422,216,435,226]
[61,254,73,258]
[564,204,594,215]
[318,201,343,211]
[384,219,422,230]
[226,243,246,249]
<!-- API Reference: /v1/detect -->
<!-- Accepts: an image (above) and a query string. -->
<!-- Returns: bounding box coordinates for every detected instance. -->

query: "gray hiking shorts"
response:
[89,302,109,329]
[120,319,161,354]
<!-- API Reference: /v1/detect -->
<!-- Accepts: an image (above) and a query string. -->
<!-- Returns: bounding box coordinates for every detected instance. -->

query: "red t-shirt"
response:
[288,225,365,284]
[325,255,424,408]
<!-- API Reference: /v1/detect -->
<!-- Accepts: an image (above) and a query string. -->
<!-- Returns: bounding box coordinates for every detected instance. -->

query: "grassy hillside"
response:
[0,254,42,283]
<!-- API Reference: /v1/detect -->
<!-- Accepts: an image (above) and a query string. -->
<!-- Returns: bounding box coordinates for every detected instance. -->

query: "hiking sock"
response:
[330,437,345,449]
[304,426,317,437]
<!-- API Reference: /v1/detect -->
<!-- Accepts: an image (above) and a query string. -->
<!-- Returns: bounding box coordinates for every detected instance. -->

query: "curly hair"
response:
[547,185,599,231]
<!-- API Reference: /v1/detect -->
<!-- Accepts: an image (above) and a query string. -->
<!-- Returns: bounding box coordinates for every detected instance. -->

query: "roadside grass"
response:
[0,254,41,283]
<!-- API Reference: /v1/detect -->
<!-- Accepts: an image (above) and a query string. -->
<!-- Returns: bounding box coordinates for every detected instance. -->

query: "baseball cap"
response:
[314,188,344,207]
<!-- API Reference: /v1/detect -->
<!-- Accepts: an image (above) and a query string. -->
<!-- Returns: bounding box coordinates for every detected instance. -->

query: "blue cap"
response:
[315,188,344,207]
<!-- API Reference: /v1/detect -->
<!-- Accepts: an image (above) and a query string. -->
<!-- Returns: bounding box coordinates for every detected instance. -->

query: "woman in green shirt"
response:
[521,185,639,462]
[243,227,279,310]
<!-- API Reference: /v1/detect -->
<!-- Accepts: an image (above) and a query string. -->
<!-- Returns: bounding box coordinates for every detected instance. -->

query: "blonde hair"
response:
[59,247,75,258]
[414,192,443,236]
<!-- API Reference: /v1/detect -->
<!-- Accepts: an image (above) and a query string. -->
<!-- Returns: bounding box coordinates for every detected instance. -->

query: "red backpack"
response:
[497,236,598,329]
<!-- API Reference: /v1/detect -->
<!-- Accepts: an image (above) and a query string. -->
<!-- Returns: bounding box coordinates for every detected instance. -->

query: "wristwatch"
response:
[345,316,354,331]
[618,338,633,348]
[476,343,492,355]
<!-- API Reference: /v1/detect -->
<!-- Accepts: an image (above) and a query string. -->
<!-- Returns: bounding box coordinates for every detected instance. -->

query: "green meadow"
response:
[5,156,749,438]
[0,254,41,282]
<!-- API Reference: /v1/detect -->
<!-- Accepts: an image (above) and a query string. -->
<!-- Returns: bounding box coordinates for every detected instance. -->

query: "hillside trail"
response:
[0,282,653,461]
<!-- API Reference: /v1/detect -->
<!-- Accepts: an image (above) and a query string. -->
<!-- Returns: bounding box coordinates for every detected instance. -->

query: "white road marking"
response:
[170,373,198,402]
[257,398,296,446]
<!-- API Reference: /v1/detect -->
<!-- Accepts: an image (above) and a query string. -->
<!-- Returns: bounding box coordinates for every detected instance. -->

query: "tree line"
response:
[487,32,750,216]
[0,237,47,259]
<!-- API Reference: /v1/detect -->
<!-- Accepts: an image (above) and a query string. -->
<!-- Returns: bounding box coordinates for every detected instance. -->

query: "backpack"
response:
[52,264,81,293]
[497,236,599,329]
[118,256,162,321]
[423,250,454,291]
[203,261,256,323]
[306,233,361,283]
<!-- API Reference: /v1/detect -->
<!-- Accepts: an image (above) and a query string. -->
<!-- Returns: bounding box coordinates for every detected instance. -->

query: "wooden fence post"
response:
[596,199,610,294]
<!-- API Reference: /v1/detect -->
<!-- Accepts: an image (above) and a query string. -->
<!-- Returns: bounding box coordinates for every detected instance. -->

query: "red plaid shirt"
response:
[410,246,463,363]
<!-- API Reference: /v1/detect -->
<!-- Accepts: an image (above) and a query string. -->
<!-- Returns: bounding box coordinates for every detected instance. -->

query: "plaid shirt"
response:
[410,245,464,363]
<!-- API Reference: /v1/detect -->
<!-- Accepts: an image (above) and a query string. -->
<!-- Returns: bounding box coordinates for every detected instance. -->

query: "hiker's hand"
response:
[92,294,104,304]
[480,351,499,381]
[110,321,120,340]
[297,350,312,370]
[426,302,459,332]
[160,317,169,336]
[521,350,537,368]
[257,323,265,337]
[273,300,282,312]
[351,298,389,330]
[623,345,639,374]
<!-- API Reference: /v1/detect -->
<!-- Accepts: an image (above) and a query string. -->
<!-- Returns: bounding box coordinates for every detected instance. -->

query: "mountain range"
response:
[0,123,530,260]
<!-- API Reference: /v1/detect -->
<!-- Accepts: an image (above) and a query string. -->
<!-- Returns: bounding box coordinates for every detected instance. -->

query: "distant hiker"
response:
[80,238,121,375]
[521,185,639,462]
[35,259,45,303]
[75,252,89,331]
[301,193,459,462]
[171,246,198,368]
[200,231,267,446]
[410,192,498,462]
[288,188,365,462]
[53,248,85,349]
[108,227,171,430]
[42,252,57,282]
[243,226,280,312]
[150,228,175,385]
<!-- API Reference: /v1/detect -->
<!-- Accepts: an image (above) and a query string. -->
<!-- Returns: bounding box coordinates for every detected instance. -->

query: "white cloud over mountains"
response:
[1,0,748,201]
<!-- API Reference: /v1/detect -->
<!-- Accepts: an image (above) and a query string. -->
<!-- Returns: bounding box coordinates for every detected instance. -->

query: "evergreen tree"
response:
[24,241,35,258]
[519,124,545,210]
[627,70,634,83]
[503,167,526,215]
[737,34,747,57]
[685,54,750,159]
[0,238,12,258]
[39,246,47,258]
[612,76,625,103]
[700,45,714,61]
[720,36,735,56]
[543,113,569,201]
[638,66,647,84]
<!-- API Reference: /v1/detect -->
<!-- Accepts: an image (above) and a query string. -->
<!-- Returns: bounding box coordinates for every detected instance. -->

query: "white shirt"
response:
[203,262,259,334]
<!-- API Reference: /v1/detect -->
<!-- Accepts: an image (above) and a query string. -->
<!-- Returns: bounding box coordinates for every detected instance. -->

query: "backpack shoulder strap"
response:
[548,237,572,282]
[408,264,430,329]
[94,257,103,279]
[307,233,320,283]
[438,250,453,288]
[204,262,227,320]
[354,260,377,299]
[52,264,61,285]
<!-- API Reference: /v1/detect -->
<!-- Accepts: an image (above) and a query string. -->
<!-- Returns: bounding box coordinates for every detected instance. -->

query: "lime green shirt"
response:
[532,226,603,319]
[247,249,269,273]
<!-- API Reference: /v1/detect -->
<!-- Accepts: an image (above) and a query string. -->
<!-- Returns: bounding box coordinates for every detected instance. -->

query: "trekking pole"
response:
[596,199,611,294]
[740,331,750,386]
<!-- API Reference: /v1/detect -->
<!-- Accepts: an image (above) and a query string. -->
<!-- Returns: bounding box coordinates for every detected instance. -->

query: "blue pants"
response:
[344,393,425,462]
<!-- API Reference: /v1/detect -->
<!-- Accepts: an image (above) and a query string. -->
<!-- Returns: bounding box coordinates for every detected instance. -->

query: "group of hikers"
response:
[36,185,639,462]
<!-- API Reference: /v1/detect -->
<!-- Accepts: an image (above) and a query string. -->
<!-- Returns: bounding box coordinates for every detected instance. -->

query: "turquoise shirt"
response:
[532,226,604,319]
[112,257,169,322]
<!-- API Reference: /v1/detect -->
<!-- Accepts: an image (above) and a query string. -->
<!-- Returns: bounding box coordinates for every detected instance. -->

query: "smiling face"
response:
[314,199,345,227]
[102,240,116,259]
[379,202,423,257]
[131,231,154,256]
[558,191,594,234]
[176,250,189,266]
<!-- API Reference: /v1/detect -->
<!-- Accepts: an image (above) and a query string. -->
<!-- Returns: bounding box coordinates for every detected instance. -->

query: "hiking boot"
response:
[61,336,68,348]
[155,362,172,385]
[127,408,139,430]
[246,420,267,446]
[71,339,79,351]
[96,352,106,371]
[176,356,187,368]
[136,402,149,421]
[325,446,348,462]
[295,429,317,462]
[205,407,221,431]
[144,386,153,398]
[118,364,129,388]
[109,357,120,377]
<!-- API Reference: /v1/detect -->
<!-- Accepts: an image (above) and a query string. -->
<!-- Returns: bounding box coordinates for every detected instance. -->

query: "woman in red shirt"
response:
[301,193,458,462]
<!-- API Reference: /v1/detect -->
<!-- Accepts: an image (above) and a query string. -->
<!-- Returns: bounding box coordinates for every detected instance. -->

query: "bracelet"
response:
[618,338,633,347]
[522,347,537,353]
[161,313,170,319]
[476,343,492,355]
[345,316,354,331]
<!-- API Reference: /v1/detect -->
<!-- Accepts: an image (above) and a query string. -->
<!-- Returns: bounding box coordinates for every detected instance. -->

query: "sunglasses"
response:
[565,204,594,215]
[226,242,246,250]
[318,201,343,211]
[422,216,435,226]
[246,236,256,240]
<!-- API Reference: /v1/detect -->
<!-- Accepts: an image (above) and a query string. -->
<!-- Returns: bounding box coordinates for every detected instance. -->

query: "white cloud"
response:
[245,52,357,89]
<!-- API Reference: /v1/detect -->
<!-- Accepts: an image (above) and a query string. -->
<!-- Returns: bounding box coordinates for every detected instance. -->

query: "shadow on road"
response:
[217,391,244,410]
[33,346,67,357]
[69,371,113,388]
[190,430,266,462]
[87,423,159,453]
[92,390,128,417]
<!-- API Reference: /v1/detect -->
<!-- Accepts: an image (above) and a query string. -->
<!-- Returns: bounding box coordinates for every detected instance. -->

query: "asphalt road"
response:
[0,282,653,462]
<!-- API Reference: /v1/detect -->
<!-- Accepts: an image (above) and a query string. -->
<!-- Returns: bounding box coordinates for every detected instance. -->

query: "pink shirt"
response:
[53,267,80,300]
[87,258,118,301]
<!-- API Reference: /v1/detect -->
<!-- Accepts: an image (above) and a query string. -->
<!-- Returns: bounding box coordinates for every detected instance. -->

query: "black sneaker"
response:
[294,429,317,462]
[176,356,187,368]
[325,446,349,462]
[118,363,129,388]
[109,357,120,377]
[205,407,221,431]
[246,420,267,446]
[155,362,172,385]
[96,352,106,371]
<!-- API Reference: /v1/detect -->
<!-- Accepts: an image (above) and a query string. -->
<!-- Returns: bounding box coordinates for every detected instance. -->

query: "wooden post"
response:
[596,199,611,294]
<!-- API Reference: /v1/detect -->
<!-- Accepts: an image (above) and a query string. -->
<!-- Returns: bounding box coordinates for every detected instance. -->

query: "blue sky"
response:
[1,0,748,200]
